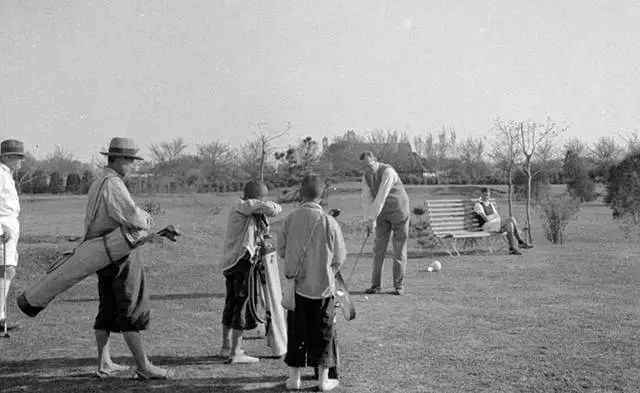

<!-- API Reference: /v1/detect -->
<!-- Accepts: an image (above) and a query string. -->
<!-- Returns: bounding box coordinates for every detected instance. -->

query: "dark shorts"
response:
[222,255,258,331]
[94,254,150,332]
[285,294,336,368]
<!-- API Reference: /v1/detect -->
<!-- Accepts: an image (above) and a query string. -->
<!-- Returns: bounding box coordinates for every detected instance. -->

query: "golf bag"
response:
[248,240,287,357]
[17,225,179,317]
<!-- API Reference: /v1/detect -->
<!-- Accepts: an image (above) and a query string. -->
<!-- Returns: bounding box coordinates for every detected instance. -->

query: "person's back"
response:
[278,174,346,392]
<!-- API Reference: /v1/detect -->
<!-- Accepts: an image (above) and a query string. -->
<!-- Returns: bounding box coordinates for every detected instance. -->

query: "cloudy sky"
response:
[1,0,639,161]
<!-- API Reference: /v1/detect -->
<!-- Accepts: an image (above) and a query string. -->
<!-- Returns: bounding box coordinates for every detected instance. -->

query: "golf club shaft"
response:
[346,232,370,285]
[3,239,7,336]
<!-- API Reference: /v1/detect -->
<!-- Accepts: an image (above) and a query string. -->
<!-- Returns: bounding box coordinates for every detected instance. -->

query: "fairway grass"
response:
[1,187,639,392]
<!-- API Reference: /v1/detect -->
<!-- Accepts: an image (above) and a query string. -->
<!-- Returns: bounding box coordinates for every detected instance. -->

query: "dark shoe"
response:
[509,248,522,255]
[391,288,405,296]
[364,287,381,294]
[519,242,533,249]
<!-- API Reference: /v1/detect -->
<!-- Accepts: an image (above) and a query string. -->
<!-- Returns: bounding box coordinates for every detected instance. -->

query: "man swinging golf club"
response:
[0,139,26,334]
[359,151,410,296]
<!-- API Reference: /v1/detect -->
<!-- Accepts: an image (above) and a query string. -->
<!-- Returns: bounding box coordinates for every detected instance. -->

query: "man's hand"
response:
[365,219,375,236]
[0,224,13,243]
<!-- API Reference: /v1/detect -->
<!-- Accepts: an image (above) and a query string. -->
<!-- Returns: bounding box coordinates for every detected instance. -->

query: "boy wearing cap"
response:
[0,139,25,331]
[220,180,282,364]
[87,137,169,379]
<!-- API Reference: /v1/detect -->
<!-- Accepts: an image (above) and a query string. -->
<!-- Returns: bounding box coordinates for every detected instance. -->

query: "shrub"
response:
[605,152,640,224]
[538,193,580,244]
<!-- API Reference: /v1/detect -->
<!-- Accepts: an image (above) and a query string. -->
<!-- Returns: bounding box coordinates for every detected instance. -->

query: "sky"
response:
[1,0,639,162]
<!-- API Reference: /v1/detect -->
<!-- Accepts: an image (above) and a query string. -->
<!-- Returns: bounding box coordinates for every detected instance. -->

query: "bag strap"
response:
[289,215,323,280]
[84,174,117,240]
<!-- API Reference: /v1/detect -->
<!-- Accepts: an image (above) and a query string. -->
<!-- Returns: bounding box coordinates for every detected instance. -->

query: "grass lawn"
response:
[1,185,639,392]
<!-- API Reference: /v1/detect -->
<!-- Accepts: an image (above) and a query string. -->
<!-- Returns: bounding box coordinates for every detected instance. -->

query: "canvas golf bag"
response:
[17,227,151,317]
[248,237,287,357]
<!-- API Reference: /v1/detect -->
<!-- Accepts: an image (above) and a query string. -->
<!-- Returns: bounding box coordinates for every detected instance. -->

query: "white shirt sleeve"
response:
[364,167,399,221]
[361,176,373,221]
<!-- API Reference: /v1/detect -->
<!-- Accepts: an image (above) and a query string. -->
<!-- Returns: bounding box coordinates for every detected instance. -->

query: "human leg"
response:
[368,218,391,292]
[284,295,307,389]
[224,258,258,363]
[390,217,409,292]
[302,296,338,391]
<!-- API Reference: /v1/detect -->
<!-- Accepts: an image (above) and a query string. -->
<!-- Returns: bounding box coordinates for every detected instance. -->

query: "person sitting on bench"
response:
[473,187,533,255]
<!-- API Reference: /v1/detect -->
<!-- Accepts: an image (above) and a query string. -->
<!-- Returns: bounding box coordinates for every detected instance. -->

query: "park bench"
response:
[418,199,506,256]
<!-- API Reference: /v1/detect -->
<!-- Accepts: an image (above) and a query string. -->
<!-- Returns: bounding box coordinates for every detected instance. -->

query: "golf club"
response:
[346,231,370,285]
[2,237,9,338]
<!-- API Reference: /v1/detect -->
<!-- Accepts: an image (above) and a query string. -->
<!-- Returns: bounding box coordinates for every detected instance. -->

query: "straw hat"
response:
[0,139,26,158]
[100,137,144,160]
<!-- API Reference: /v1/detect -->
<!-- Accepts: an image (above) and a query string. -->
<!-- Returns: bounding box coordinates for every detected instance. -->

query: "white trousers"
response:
[0,217,19,267]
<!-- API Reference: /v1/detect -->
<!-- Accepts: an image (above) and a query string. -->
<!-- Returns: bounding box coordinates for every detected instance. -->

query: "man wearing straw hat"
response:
[0,139,26,332]
[87,137,169,379]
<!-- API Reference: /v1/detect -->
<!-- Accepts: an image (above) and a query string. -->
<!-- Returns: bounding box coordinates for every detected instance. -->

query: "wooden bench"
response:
[421,199,506,256]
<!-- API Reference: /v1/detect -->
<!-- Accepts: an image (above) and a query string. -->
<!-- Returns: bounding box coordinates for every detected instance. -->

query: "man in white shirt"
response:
[473,187,533,255]
[0,139,25,331]
[359,152,410,296]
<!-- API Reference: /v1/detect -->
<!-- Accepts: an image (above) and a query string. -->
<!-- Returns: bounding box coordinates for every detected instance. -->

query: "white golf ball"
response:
[430,260,442,272]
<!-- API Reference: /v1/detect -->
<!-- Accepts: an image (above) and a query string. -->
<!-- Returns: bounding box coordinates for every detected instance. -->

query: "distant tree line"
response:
[13,125,640,203]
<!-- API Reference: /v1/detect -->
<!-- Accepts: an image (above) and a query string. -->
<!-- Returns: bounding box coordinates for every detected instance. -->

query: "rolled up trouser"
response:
[262,248,287,356]
[17,227,148,317]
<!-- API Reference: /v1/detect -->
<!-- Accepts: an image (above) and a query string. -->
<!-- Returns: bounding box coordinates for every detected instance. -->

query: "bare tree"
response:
[149,138,188,163]
[620,129,640,155]
[515,118,566,243]
[588,136,622,165]
[196,141,237,182]
[253,122,290,181]
[490,118,521,216]
[563,137,587,158]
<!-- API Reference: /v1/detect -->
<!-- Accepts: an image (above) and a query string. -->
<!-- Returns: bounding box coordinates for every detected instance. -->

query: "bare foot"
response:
[99,361,129,374]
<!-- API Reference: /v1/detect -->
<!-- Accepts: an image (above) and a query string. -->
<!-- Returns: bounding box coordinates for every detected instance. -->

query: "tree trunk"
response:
[259,147,266,182]
[507,162,513,217]
[525,162,533,243]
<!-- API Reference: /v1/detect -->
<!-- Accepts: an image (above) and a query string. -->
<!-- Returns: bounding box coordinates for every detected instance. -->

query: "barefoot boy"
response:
[220,180,282,363]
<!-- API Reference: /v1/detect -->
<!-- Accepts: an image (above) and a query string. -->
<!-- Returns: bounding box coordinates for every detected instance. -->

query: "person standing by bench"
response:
[359,151,410,296]
[473,187,533,255]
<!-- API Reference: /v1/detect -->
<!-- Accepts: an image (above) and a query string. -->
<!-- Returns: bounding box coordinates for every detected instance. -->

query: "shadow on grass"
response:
[0,374,299,393]
[59,292,225,303]
[1,356,321,393]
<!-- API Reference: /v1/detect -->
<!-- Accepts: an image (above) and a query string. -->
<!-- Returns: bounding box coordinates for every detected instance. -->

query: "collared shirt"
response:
[360,163,400,222]
[84,167,151,240]
[277,201,347,299]
[0,163,20,219]
[221,198,282,271]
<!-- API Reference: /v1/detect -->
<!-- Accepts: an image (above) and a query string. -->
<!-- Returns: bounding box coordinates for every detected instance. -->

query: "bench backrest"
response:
[424,199,492,236]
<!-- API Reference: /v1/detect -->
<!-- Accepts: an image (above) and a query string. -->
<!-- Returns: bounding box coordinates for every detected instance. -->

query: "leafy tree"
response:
[563,149,596,202]
[80,169,95,194]
[605,151,640,224]
[65,172,82,193]
[48,172,65,194]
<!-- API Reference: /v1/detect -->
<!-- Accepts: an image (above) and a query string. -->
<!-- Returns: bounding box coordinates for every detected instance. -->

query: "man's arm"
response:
[276,216,288,260]
[366,167,399,221]
[104,178,151,231]
[473,202,499,222]
[361,176,373,221]
[329,218,347,273]
[237,199,282,217]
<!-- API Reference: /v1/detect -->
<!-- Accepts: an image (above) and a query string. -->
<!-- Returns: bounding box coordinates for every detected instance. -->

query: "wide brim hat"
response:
[0,139,26,157]
[100,137,144,160]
